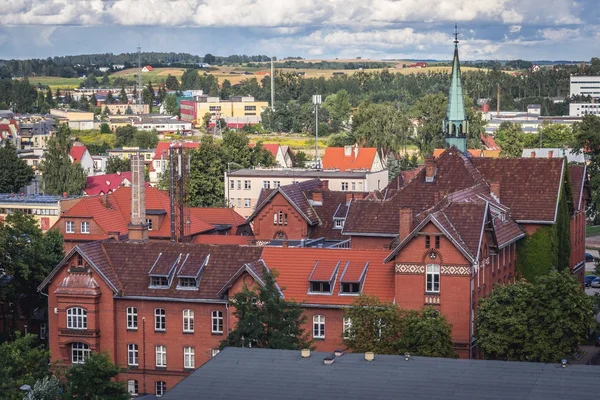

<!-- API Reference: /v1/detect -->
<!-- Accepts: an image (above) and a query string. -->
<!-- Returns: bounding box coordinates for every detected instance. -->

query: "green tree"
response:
[495,122,526,158]
[353,103,413,157]
[536,122,574,148]
[119,87,128,104]
[0,334,51,400]
[221,270,311,350]
[45,87,54,107]
[0,141,34,193]
[572,114,600,222]
[114,125,137,147]
[163,93,179,116]
[294,151,309,168]
[410,93,447,156]
[180,68,200,90]
[63,352,129,400]
[38,125,86,195]
[188,135,226,207]
[105,91,114,105]
[203,53,216,65]
[99,122,111,134]
[142,81,155,106]
[202,112,212,129]
[105,156,130,174]
[476,271,595,363]
[29,375,62,400]
[328,132,356,147]
[323,89,352,131]
[395,307,458,358]
[165,74,180,90]
[133,129,159,149]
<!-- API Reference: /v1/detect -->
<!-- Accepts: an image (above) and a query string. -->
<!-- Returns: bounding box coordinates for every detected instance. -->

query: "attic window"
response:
[310,281,331,293]
[150,276,168,287]
[340,282,360,294]
[334,219,345,229]
[178,277,197,288]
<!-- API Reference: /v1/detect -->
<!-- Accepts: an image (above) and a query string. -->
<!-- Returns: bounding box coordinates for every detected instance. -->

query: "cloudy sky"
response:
[1,0,599,61]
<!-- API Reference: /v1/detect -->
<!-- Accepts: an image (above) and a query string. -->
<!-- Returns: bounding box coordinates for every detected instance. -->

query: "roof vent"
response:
[323,355,335,365]
[561,359,567,368]
[365,352,375,362]
[404,352,411,361]
[334,349,344,357]
[301,349,311,358]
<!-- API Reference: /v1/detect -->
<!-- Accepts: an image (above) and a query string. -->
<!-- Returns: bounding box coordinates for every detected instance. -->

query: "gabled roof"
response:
[70,145,87,163]
[153,141,199,160]
[385,166,423,190]
[569,164,587,212]
[84,172,132,196]
[188,207,246,228]
[481,134,500,150]
[322,146,378,171]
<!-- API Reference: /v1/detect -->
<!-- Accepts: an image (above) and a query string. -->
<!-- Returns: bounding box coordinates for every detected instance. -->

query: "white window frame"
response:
[263,180,270,189]
[71,342,90,364]
[155,308,166,331]
[212,310,223,333]
[313,315,325,339]
[66,221,74,233]
[273,181,281,188]
[127,307,138,330]
[236,180,241,190]
[155,345,167,367]
[146,218,153,231]
[81,221,90,234]
[426,264,440,293]
[40,322,47,340]
[244,180,251,190]
[341,182,349,191]
[127,380,138,396]
[244,198,251,208]
[183,309,194,333]
[128,343,138,366]
[334,219,344,229]
[156,381,166,396]
[230,180,235,190]
[237,198,241,208]
[211,348,220,357]
[343,317,352,339]
[67,307,87,329]
[184,346,195,369]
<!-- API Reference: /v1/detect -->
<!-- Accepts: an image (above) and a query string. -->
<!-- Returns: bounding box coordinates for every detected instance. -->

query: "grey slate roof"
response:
[160,348,599,400]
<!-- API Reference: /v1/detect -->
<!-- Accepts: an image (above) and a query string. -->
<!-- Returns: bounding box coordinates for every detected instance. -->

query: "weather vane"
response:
[454,23,459,45]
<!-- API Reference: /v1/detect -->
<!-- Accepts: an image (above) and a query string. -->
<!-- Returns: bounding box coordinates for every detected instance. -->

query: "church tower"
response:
[444,24,468,153]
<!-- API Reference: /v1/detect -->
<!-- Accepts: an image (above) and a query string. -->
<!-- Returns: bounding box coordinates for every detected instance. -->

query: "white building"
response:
[131,117,192,133]
[570,76,600,99]
[569,103,600,117]
[522,148,586,163]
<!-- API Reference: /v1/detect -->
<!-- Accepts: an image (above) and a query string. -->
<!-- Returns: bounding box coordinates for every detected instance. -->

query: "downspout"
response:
[226,303,230,335]
[469,263,475,360]
[142,317,146,395]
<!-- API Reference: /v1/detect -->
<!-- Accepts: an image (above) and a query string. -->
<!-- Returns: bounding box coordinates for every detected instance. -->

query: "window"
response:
[273,181,280,188]
[310,281,331,293]
[313,315,325,338]
[341,182,349,191]
[151,276,168,287]
[146,218,153,231]
[244,180,251,190]
[156,381,166,396]
[155,345,167,367]
[230,180,235,189]
[426,264,440,293]
[236,180,241,190]
[77,254,84,266]
[66,221,74,233]
[179,277,197,288]
[334,219,344,229]
[351,182,356,191]
[341,282,360,294]
[183,309,194,332]
[425,235,431,248]
[127,307,138,330]
[81,221,90,234]
[263,180,270,189]
[128,380,138,396]
[237,198,241,208]
[212,311,223,333]
[128,344,138,366]
[67,307,87,329]
[343,317,352,339]
[184,347,195,369]
[273,213,278,225]
[155,308,166,331]
[211,348,220,357]
[435,236,440,249]
[71,342,90,364]
[40,322,47,340]
[244,198,251,208]
[244,105,257,111]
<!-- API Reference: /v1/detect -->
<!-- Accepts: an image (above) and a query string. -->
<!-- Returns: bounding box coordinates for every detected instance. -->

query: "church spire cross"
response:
[454,23,459,45]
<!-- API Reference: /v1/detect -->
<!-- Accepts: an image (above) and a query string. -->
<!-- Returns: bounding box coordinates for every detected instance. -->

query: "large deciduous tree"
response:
[114,125,137,147]
[38,125,86,195]
[63,351,129,400]
[165,74,180,90]
[495,122,526,158]
[105,156,130,174]
[0,141,34,193]
[163,93,179,116]
[476,271,595,363]
[352,102,412,157]
[572,114,600,223]
[221,270,311,350]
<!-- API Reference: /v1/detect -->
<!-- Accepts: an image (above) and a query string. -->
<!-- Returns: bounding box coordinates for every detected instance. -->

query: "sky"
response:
[1,0,600,61]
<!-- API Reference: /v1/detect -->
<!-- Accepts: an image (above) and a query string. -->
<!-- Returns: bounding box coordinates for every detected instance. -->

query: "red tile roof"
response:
[569,165,587,211]
[84,172,132,196]
[249,143,279,157]
[189,207,246,227]
[192,235,255,245]
[481,134,500,150]
[153,141,199,160]
[322,146,378,171]
[70,145,87,163]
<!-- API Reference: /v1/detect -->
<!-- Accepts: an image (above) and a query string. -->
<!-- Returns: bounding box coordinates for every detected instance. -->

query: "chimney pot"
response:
[425,157,437,183]
[547,150,553,158]
[63,192,67,199]
[301,349,311,358]
[346,193,353,203]
[399,208,413,242]
[530,151,536,158]
[365,352,375,362]
[282,241,289,248]
[320,180,329,191]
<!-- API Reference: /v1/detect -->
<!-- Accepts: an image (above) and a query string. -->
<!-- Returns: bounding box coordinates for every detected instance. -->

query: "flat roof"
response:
[0,194,79,205]
[227,168,377,178]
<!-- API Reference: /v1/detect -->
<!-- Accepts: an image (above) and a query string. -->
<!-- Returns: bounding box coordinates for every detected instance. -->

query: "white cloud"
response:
[538,27,581,41]
[509,25,522,33]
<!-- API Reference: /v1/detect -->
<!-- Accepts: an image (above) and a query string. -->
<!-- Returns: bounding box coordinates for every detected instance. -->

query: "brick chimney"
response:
[399,208,413,242]
[346,193,353,204]
[320,180,329,191]
[312,192,323,204]
[425,157,436,183]
[530,151,536,158]
[490,182,500,201]
[128,154,148,241]
[547,150,553,158]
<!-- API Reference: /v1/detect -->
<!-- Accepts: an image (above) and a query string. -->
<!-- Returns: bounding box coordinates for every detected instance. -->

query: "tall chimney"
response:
[128,153,148,241]
[425,157,436,183]
[399,208,413,242]
[320,180,329,191]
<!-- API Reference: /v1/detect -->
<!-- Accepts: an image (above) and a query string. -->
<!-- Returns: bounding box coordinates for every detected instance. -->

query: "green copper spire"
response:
[444,23,468,153]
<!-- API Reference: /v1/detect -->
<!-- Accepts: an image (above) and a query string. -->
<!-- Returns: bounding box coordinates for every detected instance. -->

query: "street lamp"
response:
[312,95,322,169]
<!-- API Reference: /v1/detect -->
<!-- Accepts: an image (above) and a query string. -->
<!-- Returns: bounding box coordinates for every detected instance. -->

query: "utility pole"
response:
[312,95,322,169]
[271,57,275,110]
[496,83,500,117]
[137,45,142,105]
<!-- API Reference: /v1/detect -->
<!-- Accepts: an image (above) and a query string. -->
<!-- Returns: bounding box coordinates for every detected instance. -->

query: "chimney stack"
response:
[399,208,413,242]
[346,193,353,204]
[490,182,500,201]
[547,150,553,158]
[312,192,323,204]
[530,151,536,158]
[425,157,437,183]
[320,180,329,191]
[128,154,148,241]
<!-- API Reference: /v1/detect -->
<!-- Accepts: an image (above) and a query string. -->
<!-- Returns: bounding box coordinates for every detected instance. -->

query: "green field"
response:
[32,76,83,89]
[586,225,600,237]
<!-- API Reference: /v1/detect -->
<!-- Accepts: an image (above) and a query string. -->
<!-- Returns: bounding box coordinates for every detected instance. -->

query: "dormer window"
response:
[151,276,168,287]
[340,282,360,294]
[178,277,197,288]
[334,219,345,229]
[339,261,368,296]
[308,260,339,295]
[310,281,331,293]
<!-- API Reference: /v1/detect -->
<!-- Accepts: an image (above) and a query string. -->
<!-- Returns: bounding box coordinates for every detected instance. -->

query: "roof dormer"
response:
[175,254,209,290]
[148,252,184,289]
[308,260,340,295]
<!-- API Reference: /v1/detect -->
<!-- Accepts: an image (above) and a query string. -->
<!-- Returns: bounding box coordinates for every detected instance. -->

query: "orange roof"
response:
[261,247,394,305]
[248,143,279,157]
[322,146,377,171]
[481,134,500,151]
[189,207,246,227]
[84,172,132,196]
[56,186,214,240]
[143,65,154,71]
[153,141,200,160]
[70,146,87,163]
[192,235,254,245]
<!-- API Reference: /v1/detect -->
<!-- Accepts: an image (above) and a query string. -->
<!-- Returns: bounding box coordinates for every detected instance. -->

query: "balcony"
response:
[59,328,100,338]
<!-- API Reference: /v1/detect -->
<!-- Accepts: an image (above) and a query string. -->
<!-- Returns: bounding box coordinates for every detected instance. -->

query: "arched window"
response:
[67,307,87,329]
[71,342,90,364]
[313,315,325,339]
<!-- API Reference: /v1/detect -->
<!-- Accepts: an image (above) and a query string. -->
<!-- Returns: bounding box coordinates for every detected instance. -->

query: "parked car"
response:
[585,252,595,262]
[591,277,600,288]
[585,275,598,287]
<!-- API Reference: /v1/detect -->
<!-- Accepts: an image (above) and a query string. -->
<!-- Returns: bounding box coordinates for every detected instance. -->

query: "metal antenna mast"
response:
[137,45,142,105]
[271,57,275,110]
